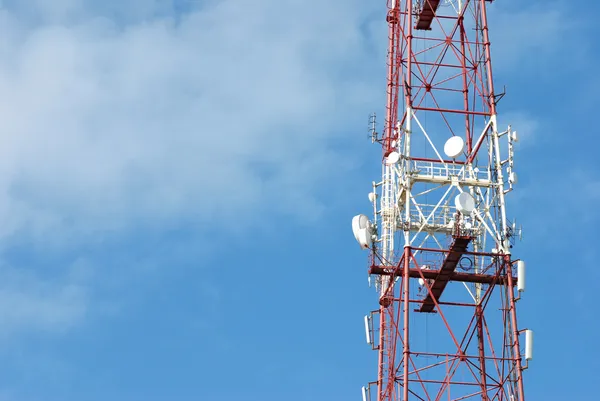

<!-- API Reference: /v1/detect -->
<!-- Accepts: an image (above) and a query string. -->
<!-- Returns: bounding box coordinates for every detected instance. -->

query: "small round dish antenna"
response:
[454,192,475,214]
[444,136,464,158]
[368,192,376,203]
[386,151,401,165]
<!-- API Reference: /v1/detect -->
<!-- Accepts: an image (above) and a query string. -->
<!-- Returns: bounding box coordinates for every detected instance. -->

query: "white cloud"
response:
[0,0,382,334]
[3,0,575,338]
[0,0,379,246]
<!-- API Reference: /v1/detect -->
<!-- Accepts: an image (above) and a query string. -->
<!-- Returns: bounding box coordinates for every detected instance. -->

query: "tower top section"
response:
[382,0,500,160]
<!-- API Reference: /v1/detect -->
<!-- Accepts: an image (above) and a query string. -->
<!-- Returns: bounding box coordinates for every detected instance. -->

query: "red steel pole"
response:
[402,247,410,400]
[505,258,526,400]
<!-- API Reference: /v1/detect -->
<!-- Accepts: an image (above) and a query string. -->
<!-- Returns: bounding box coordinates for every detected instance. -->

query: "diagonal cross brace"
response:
[419,236,472,312]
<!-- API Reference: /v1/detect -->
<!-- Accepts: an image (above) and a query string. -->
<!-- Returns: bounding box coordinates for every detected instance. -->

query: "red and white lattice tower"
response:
[353,1,533,400]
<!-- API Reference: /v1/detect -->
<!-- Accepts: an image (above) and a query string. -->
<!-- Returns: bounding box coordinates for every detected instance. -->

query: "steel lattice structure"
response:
[356,1,532,401]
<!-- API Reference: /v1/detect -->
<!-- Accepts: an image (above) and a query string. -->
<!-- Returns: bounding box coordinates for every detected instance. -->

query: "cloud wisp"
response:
[0,0,380,247]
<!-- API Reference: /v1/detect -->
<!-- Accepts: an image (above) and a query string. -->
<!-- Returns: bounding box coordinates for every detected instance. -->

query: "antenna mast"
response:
[354,1,532,400]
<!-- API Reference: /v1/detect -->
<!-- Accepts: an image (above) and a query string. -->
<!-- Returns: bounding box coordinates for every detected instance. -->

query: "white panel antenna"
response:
[525,330,533,361]
[517,261,526,292]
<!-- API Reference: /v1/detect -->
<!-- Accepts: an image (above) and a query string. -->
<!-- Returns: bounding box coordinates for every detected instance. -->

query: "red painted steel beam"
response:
[369,266,514,286]
[413,105,491,116]
[409,246,501,258]
[398,378,496,386]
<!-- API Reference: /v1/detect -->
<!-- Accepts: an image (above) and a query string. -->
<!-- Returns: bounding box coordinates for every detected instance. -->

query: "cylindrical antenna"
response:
[525,329,534,361]
[517,261,526,292]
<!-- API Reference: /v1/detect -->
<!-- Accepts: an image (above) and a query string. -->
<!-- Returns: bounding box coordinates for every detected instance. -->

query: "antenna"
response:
[509,218,524,242]
[455,192,475,215]
[525,330,534,361]
[368,113,379,143]
[352,214,373,250]
[361,386,370,401]
[364,315,372,345]
[444,136,465,158]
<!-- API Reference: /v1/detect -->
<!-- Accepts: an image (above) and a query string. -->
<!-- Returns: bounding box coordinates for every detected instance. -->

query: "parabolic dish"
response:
[455,192,475,214]
[386,151,400,165]
[352,214,370,242]
[357,228,372,250]
[444,136,464,158]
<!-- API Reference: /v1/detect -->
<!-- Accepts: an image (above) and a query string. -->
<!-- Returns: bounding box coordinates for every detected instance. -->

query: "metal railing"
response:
[411,161,490,181]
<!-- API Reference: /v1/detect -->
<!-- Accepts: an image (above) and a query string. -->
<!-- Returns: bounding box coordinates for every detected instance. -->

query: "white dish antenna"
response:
[356,228,372,249]
[386,151,400,165]
[444,136,464,158]
[352,214,369,240]
[352,214,373,250]
[368,192,376,203]
[455,192,475,214]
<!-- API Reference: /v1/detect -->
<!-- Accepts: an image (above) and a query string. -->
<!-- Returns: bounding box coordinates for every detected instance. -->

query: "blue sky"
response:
[0,0,595,400]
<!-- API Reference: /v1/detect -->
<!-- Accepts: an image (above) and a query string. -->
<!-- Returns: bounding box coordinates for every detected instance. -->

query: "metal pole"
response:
[402,247,410,400]
[476,304,489,401]
[505,258,526,400]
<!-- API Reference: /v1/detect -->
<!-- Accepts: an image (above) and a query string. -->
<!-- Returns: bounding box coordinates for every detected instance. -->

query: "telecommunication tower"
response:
[352,1,533,400]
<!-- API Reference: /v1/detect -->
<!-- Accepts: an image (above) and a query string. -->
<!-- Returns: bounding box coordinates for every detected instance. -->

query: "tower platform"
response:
[419,236,472,312]
[415,0,440,30]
